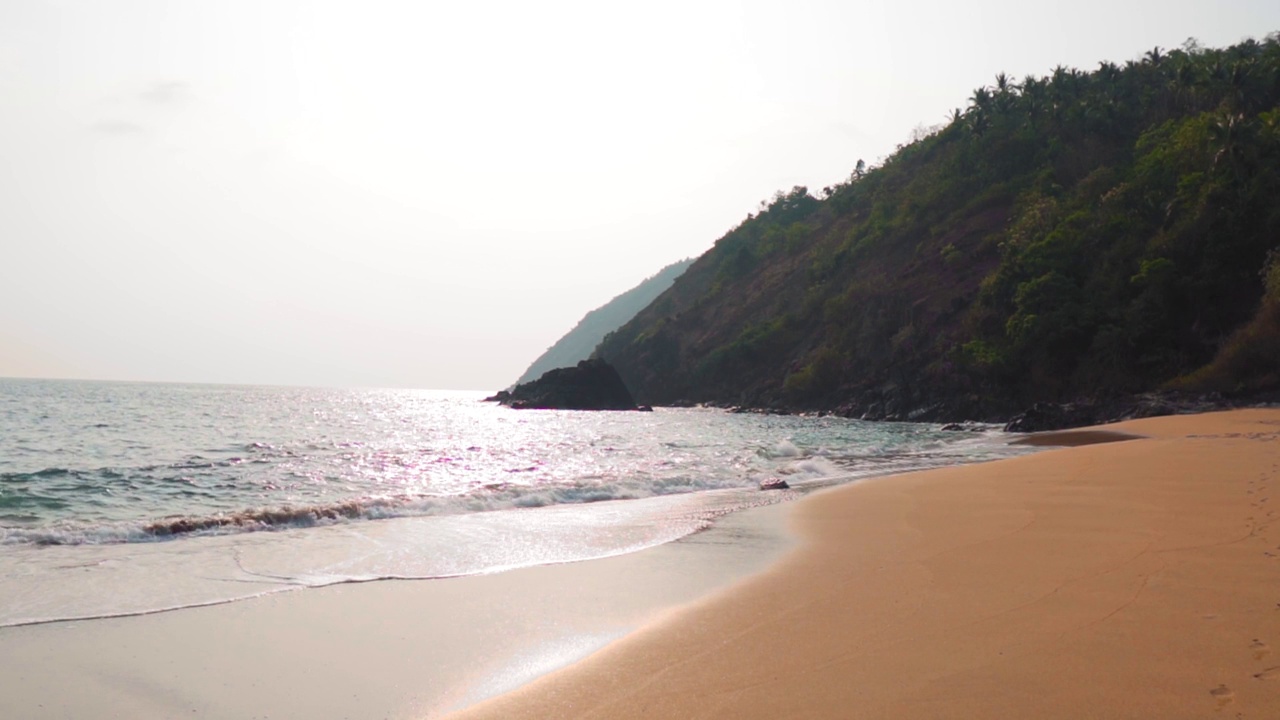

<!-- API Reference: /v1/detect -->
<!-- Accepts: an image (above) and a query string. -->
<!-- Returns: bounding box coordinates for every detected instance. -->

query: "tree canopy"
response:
[596,35,1280,418]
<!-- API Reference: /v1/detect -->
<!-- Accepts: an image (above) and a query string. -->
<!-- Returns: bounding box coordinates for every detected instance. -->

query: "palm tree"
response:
[1021,76,1047,129]
[1097,61,1121,85]
[1234,38,1262,60]
[1209,113,1249,174]
[968,111,991,139]
[968,87,993,137]
[1094,61,1124,107]
[1048,66,1083,128]
[1225,61,1255,112]
[1171,60,1201,111]
[970,86,992,110]
[993,72,1019,113]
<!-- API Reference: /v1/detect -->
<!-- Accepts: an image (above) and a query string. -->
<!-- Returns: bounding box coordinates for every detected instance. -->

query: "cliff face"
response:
[513,259,693,387]
[596,37,1280,419]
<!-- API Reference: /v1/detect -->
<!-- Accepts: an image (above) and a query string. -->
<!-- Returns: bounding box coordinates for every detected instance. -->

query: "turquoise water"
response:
[0,378,1032,626]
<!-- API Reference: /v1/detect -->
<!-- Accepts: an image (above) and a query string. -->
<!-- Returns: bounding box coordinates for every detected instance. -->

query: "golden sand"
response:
[453,409,1280,719]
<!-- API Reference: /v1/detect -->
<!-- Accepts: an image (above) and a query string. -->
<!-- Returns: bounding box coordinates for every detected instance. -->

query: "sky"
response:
[2,1,1278,390]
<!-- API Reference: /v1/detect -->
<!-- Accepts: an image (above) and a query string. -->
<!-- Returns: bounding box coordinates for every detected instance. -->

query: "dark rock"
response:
[907,403,945,422]
[494,359,639,411]
[759,478,790,491]
[1003,392,1233,433]
[1003,402,1101,433]
[1126,400,1176,420]
[694,386,1260,430]
[482,390,512,403]
[859,402,884,421]
[729,406,794,416]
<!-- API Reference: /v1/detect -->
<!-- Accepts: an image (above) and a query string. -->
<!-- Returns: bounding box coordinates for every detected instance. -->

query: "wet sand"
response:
[1009,428,1143,447]
[0,501,795,719]
[452,409,1280,719]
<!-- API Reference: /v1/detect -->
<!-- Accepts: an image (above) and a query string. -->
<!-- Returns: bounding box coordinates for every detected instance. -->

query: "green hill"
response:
[513,259,693,387]
[596,36,1280,420]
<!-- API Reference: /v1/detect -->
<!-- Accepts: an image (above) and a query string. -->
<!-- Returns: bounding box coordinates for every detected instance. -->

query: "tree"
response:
[968,87,993,137]
[1209,112,1249,173]
[993,72,1019,112]
[1022,76,1047,129]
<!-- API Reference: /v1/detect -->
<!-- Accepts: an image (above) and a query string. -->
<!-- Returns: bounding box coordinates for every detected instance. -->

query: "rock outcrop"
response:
[512,259,693,387]
[1001,393,1230,433]
[487,359,639,411]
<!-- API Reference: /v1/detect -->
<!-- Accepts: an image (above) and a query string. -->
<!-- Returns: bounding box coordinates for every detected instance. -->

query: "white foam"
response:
[783,457,844,478]
[0,488,787,628]
[770,439,803,457]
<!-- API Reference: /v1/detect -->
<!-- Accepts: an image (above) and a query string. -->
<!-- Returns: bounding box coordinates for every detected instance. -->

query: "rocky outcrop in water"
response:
[487,359,639,411]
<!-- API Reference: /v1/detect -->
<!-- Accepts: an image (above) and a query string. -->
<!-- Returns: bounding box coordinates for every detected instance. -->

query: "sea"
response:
[0,378,1034,628]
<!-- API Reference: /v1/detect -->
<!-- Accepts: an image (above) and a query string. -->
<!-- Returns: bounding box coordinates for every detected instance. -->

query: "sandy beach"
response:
[453,409,1280,719]
[3,409,1277,719]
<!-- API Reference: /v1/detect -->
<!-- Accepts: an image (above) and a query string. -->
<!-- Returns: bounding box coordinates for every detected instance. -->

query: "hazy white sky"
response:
[2,1,1278,389]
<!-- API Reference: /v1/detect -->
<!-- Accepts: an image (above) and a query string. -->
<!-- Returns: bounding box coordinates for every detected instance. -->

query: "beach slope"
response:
[453,409,1280,719]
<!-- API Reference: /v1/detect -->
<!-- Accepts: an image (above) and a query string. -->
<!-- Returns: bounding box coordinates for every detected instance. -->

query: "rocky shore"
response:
[685,389,1280,433]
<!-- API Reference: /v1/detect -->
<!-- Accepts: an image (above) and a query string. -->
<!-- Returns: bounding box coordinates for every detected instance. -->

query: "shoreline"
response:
[0,488,798,719]
[4,410,1275,718]
[450,409,1280,719]
[0,417,1023,717]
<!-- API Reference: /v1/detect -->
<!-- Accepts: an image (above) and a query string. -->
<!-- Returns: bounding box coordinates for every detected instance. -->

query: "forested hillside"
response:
[514,259,693,386]
[596,36,1280,420]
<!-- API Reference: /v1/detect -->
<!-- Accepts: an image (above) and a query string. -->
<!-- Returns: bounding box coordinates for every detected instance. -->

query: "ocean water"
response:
[0,378,1032,627]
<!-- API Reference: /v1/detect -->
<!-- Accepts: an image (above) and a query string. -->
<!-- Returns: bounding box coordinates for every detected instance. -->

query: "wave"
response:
[0,473,785,546]
[0,495,416,545]
[0,429,1027,548]
[141,499,377,537]
[1,457,247,484]
[1,467,74,482]
[0,448,854,546]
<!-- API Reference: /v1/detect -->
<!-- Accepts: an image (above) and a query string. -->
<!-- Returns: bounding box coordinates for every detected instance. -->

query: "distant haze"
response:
[2,1,1278,390]
[514,258,694,387]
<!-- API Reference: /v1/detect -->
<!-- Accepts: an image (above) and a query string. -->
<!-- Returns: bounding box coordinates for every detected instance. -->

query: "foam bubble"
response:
[768,440,802,457]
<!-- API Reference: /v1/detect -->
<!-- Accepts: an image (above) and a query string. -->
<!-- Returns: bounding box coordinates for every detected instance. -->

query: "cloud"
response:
[139,81,189,105]
[91,120,148,135]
